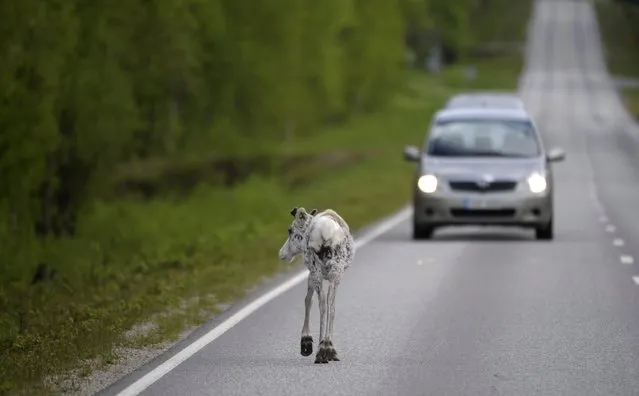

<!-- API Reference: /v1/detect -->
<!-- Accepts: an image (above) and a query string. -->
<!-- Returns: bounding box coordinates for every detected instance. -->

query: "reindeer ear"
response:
[290,207,298,217]
[310,209,318,215]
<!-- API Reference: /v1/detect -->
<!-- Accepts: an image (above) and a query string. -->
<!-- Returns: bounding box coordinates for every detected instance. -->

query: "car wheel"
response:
[535,217,553,240]
[413,221,435,240]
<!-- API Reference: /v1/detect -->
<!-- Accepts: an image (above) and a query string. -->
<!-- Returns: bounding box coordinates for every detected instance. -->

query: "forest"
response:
[0,0,532,392]
[0,0,476,244]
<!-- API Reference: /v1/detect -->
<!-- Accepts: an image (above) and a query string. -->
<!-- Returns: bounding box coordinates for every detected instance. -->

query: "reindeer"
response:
[278,207,354,364]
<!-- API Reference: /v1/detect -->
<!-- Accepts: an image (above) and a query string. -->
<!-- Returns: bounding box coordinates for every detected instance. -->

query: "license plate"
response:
[462,197,494,209]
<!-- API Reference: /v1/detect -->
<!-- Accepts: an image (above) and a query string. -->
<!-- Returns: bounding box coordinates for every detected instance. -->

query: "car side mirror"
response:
[546,147,566,163]
[403,145,421,162]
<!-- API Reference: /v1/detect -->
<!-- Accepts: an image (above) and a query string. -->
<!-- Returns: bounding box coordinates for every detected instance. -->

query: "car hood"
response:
[421,156,545,181]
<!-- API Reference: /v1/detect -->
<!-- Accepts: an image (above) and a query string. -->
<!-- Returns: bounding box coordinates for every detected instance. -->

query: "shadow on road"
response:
[373,226,535,243]
[432,229,534,242]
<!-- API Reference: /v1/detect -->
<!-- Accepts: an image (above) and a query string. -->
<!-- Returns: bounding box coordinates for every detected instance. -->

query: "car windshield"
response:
[425,119,540,157]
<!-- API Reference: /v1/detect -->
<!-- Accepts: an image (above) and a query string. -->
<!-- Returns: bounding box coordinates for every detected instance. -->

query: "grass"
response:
[620,89,639,118]
[440,53,524,91]
[594,0,639,118]
[0,1,532,394]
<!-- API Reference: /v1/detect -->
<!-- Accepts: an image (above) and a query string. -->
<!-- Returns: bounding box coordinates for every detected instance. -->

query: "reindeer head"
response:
[278,207,318,262]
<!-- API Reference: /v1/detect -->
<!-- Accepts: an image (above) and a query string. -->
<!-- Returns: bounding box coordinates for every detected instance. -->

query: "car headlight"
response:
[417,174,438,193]
[527,172,547,193]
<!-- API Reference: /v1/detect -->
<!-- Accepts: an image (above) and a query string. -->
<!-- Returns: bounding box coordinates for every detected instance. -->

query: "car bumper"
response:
[413,190,552,227]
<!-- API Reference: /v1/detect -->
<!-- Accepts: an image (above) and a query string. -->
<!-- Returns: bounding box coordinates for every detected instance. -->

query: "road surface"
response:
[101,0,639,395]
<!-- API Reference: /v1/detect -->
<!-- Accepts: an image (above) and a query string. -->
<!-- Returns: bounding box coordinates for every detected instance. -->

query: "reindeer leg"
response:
[300,277,314,357]
[314,280,329,364]
[325,280,340,361]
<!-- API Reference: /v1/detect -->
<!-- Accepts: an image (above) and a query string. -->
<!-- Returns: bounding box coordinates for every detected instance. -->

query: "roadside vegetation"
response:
[0,0,531,393]
[595,0,639,118]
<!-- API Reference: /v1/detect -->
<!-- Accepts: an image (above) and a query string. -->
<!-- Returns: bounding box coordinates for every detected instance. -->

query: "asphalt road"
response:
[100,1,639,395]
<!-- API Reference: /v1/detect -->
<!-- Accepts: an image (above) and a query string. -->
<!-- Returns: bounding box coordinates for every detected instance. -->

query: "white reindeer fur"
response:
[307,212,347,251]
[278,207,354,364]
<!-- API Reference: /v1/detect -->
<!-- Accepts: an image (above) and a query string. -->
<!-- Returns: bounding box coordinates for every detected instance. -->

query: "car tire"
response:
[413,221,435,240]
[535,217,553,240]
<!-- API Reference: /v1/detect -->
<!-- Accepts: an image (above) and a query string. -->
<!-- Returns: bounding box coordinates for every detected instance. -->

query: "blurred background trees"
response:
[0,0,482,258]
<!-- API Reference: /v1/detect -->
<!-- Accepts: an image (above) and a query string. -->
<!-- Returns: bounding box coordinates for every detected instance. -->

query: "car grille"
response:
[448,180,518,193]
[450,208,516,218]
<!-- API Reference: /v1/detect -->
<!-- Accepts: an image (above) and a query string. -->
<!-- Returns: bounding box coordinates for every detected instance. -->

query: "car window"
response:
[425,119,541,157]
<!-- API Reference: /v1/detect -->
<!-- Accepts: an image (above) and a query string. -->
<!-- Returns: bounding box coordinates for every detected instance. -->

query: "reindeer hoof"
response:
[314,346,329,364]
[314,353,329,364]
[300,336,313,357]
[322,341,339,361]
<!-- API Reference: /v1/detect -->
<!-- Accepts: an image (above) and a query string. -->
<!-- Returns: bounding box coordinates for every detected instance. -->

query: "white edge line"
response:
[633,276,639,285]
[114,206,412,396]
[620,255,634,265]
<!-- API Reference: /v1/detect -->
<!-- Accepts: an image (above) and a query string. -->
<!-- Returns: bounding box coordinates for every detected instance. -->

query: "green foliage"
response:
[595,0,639,78]
[0,0,478,274]
[595,0,639,118]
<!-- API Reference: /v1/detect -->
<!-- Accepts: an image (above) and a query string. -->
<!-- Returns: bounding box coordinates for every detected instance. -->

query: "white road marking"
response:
[613,238,625,247]
[633,276,639,285]
[620,255,634,265]
[113,206,412,396]
[417,260,423,265]
[605,225,616,233]
[599,215,608,223]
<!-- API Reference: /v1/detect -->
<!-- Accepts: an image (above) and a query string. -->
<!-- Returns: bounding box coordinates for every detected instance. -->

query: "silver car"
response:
[445,92,526,110]
[403,106,565,240]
